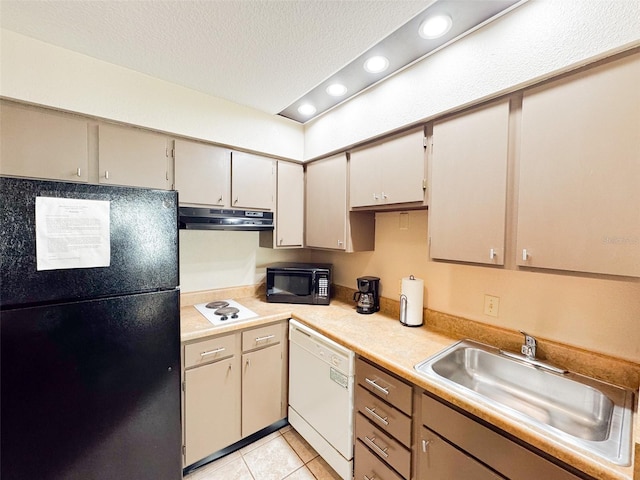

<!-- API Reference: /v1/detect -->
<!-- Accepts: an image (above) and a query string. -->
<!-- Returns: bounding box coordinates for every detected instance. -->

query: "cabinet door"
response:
[380,128,426,205]
[98,124,169,189]
[184,357,241,466]
[241,345,283,437]
[275,161,304,247]
[306,154,348,250]
[175,140,230,207]
[517,53,640,276]
[430,100,510,265]
[349,128,425,208]
[349,146,383,207]
[0,102,88,182]
[231,152,275,210]
[418,427,503,480]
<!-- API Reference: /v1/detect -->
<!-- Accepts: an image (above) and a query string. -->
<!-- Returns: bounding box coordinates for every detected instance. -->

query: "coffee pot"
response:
[353,276,380,314]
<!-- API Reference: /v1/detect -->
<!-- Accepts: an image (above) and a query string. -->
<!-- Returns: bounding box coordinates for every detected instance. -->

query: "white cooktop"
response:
[194,299,259,326]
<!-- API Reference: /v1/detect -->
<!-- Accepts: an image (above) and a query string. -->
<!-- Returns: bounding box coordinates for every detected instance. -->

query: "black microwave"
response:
[266,263,332,305]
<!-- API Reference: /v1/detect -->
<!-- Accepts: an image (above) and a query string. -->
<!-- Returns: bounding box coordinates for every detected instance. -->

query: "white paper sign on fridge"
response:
[35,196,111,271]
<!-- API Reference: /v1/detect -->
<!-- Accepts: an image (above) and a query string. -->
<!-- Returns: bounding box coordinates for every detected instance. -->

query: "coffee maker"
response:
[353,276,380,314]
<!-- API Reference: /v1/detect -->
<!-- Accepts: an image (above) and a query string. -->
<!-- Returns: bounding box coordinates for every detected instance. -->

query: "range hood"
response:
[178,207,274,231]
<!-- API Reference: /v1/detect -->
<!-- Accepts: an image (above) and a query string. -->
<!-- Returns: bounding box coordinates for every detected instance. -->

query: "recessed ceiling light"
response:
[326,83,348,97]
[297,103,317,116]
[419,14,453,39]
[364,56,389,74]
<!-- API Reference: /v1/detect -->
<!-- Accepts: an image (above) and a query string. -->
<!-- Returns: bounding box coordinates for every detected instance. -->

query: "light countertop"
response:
[180,291,638,480]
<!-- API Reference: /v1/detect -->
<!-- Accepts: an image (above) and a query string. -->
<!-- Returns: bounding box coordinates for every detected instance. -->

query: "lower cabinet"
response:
[355,357,412,479]
[419,393,583,480]
[354,356,586,480]
[417,426,502,479]
[241,323,287,438]
[182,320,287,467]
[183,334,241,466]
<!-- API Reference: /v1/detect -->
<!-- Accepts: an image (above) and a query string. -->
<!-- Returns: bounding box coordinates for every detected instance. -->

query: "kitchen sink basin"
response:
[415,340,634,466]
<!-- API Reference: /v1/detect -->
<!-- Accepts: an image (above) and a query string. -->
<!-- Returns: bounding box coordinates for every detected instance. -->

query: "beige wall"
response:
[179,230,310,293]
[309,210,640,363]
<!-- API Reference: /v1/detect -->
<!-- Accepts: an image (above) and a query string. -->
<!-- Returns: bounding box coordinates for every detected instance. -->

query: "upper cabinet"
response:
[350,128,427,209]
[306,154,374,252]
[0,102,89,182]
[517,52,640,277]
[174,140,230,207]
[230,152,275,211]
[261,161,304,248]
[98,124,171,190]
[429,100,510,265]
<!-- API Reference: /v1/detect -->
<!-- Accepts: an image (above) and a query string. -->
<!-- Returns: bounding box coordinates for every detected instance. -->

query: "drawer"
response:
[355,439,404,480]
[184,333,237,369]
[356,358,412,415]
[242,322,283,352]
[356,413,411,479]
[356,385,411,447]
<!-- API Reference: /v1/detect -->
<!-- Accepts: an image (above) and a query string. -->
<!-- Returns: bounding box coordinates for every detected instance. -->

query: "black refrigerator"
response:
[0,176,182,480]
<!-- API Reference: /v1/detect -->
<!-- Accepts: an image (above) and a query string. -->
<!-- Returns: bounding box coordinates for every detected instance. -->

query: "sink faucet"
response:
[520,331,537,359]
[500,331,568,374]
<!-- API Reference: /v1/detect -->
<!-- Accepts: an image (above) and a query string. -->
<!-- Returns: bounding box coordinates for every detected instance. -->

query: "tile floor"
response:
[184,425,342,480]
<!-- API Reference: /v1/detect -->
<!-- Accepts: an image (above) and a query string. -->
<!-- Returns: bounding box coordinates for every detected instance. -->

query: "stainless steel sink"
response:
[415,340,634,466]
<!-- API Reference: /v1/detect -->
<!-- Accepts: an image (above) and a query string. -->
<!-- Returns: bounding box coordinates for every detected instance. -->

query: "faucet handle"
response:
[519,331,537,358]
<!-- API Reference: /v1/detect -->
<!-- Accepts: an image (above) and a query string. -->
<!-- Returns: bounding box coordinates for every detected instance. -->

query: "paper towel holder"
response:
[400,275,424,327]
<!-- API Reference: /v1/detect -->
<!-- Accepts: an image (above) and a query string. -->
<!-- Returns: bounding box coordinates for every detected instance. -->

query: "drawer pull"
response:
[364,435,389,458]
[364,406,389,426]
[200,347,225,357]
[255,334,275,343]
[363,475,376,480]
[365,377,389,396]
[422,439,431,453]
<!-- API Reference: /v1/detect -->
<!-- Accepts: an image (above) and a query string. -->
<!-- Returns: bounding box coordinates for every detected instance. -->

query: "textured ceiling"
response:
[0,0,433,115]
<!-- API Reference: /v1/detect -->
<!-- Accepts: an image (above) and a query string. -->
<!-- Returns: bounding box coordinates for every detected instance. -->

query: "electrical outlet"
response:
[484,295,499,317]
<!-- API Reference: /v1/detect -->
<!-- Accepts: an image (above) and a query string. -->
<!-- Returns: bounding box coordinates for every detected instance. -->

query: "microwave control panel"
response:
[317,275,329,298]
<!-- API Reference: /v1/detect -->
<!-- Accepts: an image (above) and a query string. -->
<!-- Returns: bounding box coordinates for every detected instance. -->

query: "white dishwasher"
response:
[288,320,355,480]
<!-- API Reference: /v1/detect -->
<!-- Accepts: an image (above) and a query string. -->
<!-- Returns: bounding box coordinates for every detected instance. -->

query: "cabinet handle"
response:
[255,334,275,343]
[364,435,389,458]
[490,248,497,259]
[373,193,379,200]
[200,347,225,357]
[76,167,82,177]
[363,475,376,480]
[364,406,389,425]
[105,170,110,180]
[337,240,344,247]
[522,249,529,261]
[279,238,284,245]
[234,197,239,205]
[365,377,389,396]
[218,195,224,203]
[422,439,431,453]
[382,191,388,199]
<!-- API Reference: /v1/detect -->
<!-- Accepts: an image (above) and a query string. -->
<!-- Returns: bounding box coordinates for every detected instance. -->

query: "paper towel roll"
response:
[400,275,424,326]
